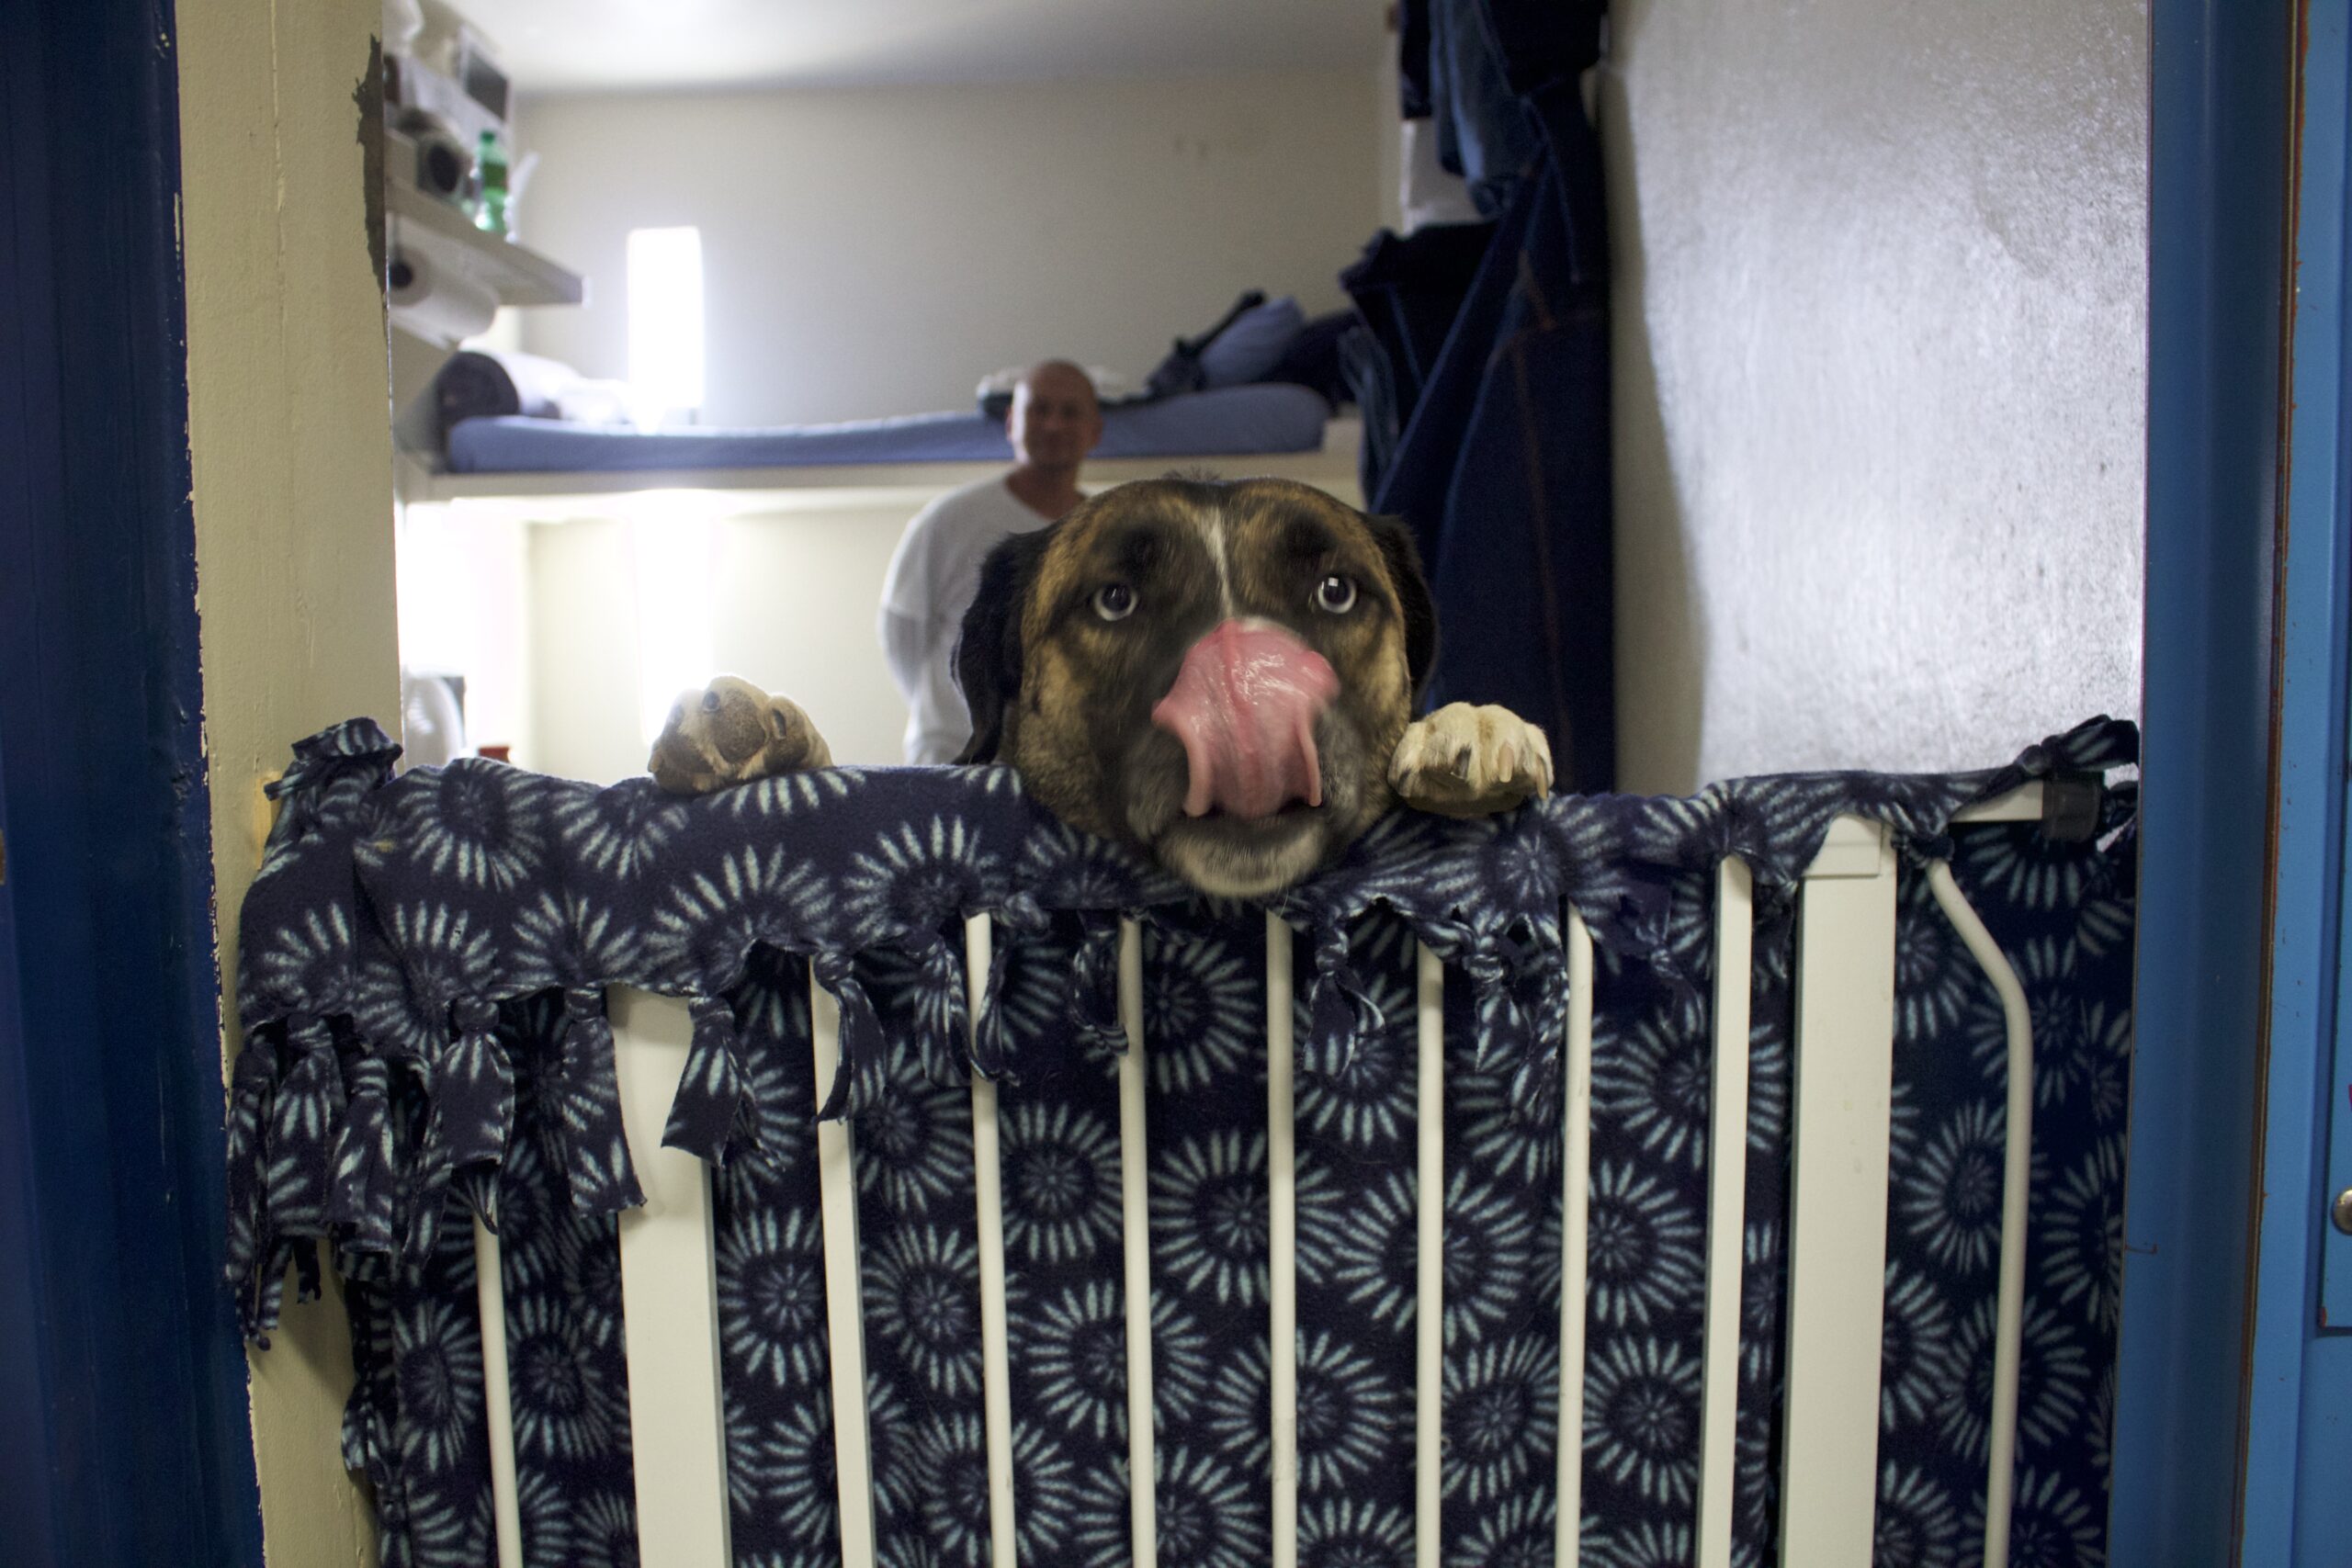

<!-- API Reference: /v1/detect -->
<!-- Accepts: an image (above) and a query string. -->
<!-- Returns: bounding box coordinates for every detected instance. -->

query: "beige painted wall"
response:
[178,0,401,1561]
[1601,1,2147,791]
[508,71,1382,424]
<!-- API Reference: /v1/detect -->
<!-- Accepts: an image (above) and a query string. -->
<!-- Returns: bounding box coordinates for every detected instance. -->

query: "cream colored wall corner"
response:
[177,0,402,1562]
[511,72,1383,425]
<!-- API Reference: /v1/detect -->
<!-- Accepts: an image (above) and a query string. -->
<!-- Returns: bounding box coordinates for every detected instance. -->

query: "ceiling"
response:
[436,0,1390,96]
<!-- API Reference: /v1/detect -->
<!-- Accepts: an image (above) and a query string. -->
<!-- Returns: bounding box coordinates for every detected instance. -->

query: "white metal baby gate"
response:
[462,790,2044,1568]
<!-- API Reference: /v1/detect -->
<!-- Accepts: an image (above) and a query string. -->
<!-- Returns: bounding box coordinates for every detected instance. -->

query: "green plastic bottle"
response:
[474,130,509,236]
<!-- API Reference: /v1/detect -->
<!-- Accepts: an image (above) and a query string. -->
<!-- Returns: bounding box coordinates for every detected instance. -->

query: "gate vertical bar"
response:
[1266,914,1299,1568]
[1925,861,2034,1568]
[1118,918,1159,1568]
[612,987,735,1568]
[471,1221,525,1568]
[1778,818,1899,1568]
[967,914,1017,1565]
[1694,859,1754,1568]
[1415,942,1444,1568]
[1555,912,1594,1566]
[809,971,877,1568]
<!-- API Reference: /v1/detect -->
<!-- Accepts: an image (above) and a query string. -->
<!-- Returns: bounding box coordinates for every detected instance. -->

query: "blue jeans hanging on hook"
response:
[1407,0,1604,212]
[1340,220,1496,499]
[1372,80,1614,794]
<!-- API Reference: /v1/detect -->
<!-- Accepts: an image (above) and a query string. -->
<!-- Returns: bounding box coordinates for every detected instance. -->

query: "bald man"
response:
[879,361,1104,762]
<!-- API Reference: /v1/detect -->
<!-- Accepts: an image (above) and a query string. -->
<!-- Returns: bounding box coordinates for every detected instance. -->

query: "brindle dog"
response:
[652,477,1550,897]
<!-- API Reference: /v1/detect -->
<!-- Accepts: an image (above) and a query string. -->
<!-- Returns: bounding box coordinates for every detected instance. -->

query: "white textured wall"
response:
[509,72,1381,423]
[1601,1,2147,791]
[177,0,401,1561]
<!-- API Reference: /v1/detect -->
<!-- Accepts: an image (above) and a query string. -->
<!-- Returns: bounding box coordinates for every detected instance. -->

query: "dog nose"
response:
[1150,619,1338,819]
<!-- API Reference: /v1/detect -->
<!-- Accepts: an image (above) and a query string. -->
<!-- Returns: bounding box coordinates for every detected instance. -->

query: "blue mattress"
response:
[445,383,1331,474]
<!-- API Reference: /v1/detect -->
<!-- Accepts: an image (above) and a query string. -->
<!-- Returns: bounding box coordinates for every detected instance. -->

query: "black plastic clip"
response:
[2040,771,2105,843]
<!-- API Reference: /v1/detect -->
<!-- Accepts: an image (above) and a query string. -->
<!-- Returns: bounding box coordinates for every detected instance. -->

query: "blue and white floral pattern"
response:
[230,715,2136,1565]
[999,1099,1123,1266]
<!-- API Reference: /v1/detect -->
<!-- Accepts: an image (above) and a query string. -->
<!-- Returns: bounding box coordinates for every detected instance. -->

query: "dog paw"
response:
[1388,703,1554,818]
[650,675,832,795]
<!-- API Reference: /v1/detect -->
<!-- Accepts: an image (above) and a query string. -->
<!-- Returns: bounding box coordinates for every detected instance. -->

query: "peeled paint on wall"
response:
[1602,0,2147,791]
[356,35,387,291]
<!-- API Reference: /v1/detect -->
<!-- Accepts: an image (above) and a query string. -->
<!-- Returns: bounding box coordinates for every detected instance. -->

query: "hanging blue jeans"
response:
[1340,220,1497,499]
[1414,0,1604,212]
[1372,82,1614,793]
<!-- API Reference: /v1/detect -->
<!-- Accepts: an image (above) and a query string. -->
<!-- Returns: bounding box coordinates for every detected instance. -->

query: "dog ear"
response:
[955,525,1057,763]
[1363,513,1438,700]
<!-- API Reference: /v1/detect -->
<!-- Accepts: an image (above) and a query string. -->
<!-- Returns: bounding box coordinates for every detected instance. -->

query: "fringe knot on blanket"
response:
[663,992,758,1162]
[1303,914,1385,1079]
[332,1055,398,1252]
[556,987,645,1210]
[969,893,1048,1080]
[1066,913,1132,1064]
[811,952,887,1122]
[432,996,514,1181]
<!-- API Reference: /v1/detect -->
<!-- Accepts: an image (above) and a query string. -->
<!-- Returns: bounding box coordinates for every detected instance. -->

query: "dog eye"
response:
[1315,574,1358,614]
[1091,583,1136,622]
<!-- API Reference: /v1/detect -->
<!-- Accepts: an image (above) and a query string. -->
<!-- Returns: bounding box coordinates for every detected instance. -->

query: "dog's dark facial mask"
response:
[956,477,1434,897]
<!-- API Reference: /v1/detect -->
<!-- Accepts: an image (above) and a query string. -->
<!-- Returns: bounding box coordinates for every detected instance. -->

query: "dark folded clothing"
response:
[432,350,630,449]
[1262,310,1356,410]
[435,348,560,426]
[1341,221,1498,428]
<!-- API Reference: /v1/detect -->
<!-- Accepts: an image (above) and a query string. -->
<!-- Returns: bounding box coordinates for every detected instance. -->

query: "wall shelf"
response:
[383,177,587,447]
[387,178,582,310]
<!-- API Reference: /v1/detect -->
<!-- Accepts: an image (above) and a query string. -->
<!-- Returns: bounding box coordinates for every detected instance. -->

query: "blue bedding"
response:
[444,383,1332,474]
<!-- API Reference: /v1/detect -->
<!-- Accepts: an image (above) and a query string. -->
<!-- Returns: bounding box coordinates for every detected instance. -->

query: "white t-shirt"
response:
[877,477,1058,763]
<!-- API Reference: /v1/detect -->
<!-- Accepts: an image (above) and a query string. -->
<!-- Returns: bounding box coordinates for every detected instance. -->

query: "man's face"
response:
[1008,368,1102,470]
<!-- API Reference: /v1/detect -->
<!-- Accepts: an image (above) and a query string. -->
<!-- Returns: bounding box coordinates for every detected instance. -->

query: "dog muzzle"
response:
[1150,618,1338,820]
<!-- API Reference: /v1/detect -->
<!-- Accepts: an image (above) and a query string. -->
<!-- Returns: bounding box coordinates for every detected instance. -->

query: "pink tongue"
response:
[1150,620,1339,819]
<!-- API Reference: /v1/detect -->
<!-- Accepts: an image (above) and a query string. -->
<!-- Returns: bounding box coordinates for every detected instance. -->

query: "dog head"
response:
[956,476,1435,897]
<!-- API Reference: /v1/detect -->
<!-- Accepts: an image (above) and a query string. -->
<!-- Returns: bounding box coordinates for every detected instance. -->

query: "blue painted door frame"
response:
[2242,0,2352,1559]
[0,0,266,1562]
[2115,0,2290,1554]
[2120,0,2352,1562]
